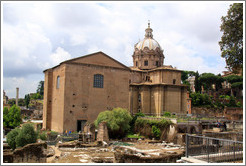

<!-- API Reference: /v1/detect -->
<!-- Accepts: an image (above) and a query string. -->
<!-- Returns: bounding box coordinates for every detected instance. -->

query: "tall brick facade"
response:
[43,24,188,132]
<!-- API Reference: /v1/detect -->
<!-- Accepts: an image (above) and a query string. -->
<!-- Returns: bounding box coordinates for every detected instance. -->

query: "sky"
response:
[2,1,234,98]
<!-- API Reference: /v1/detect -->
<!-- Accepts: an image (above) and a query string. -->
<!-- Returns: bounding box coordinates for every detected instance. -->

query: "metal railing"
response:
[204,132,243,142]
[186,134,243,163]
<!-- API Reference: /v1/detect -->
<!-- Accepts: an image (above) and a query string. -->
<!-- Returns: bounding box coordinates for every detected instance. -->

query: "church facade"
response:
[43,23,188,133]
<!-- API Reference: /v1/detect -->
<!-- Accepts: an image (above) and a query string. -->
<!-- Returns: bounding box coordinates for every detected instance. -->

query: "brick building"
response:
[43,23,188,132]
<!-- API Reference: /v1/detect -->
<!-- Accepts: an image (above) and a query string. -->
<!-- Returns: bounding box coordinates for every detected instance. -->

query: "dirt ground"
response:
[47,146,115,163]
[47,141,184,163]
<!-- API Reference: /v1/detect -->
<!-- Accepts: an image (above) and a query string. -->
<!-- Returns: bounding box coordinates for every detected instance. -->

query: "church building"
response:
[43,23,188,133]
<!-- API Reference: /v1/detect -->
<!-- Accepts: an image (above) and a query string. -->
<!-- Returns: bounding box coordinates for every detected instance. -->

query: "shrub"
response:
[163,111,171,117]
[15,123,38,148]
[135,118,172,129]
[6,128,20,150]
[130,112,145,133]
[94,107,132,139]
[152,125,161,139]
[38,132,47,141]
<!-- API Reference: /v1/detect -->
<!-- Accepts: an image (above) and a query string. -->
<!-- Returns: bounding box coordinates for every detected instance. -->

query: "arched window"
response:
[57,76,60,89]
[93,74,104,88]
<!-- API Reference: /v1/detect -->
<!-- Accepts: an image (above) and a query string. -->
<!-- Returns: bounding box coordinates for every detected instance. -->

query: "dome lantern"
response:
[145,21,153,38]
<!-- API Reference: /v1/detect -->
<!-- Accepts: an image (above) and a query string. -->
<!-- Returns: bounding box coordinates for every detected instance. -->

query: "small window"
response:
[136,61,138,67]
[144,60,148,66]
[57,76,60,89]
[156,61,159,66]
[93,74,104,88]
[173,79,176,84]
[146,76,150,81]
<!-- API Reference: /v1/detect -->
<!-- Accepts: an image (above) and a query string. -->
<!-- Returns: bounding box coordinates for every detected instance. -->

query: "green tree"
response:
[224,75,243,97]
[190,92,212,107]
[199,73,218,91]
[215,74,224,91]
[224,75,243,84]
[36,81,44,98]
[195,71,201,92]
[6,127,20,150]
[181,71,189,83]
[94,107,132,139]
[7,99,16,107]
[3,107,9,128]
[181,70,196,83]
[5,105,22,129]
[15,123,38,148]
[18,98,25,106]
[219,3,243,71]
[24,94,30,108]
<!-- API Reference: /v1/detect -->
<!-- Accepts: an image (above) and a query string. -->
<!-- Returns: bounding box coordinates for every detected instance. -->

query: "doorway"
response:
[77,120,87,132]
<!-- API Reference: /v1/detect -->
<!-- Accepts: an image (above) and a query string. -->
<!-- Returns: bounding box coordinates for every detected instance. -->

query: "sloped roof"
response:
[44,51,130,72]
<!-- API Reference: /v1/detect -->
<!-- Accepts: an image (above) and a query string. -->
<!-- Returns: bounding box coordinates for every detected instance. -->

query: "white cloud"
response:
[50,47,72,65]
[2,2,232,98]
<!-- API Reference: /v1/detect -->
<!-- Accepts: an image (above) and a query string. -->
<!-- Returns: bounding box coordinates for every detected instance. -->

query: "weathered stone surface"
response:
[114,145,184,163]
[97,122,109,143]
[46,147,55,157]
[3,142,47,163]
[91,157,114,163]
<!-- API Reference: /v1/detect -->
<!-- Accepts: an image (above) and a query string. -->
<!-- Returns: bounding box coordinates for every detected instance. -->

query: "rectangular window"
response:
[93,74,104,88]
[156,61,159,66]
[173,79,176,84]
[136,61,138,67]
[144,60,148,66]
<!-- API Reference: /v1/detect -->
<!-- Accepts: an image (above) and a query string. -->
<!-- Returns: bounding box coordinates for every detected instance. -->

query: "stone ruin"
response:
[3,142,47,163]
[97,122,109,143]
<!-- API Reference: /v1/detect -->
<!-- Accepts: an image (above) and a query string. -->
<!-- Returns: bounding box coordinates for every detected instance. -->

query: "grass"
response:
[127,134,144,139]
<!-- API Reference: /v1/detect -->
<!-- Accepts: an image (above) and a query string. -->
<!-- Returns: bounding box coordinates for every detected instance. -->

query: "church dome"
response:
[135,38,161,50]
[132,22,165,70]
[135,22,162,51]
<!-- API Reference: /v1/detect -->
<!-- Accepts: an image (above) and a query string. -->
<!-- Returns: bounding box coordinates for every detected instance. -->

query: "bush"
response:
[38,132,47,141]
[152,125,161,139]
[163,111,171,117]
[129,112,145,133]
[135,118,172,129]
[94,107,132,139]
[6,128,20,150]
[15,123,38,148]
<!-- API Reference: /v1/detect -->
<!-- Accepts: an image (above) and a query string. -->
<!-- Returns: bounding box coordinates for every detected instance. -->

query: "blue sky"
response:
[2,1,234,98]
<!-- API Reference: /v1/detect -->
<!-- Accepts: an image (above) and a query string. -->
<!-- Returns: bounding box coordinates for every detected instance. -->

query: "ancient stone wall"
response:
[191,107,222,117]
[224,107,243,121]
[3,142,47,163]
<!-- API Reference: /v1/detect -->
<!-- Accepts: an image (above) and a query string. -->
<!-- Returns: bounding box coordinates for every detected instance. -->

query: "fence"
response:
[203,132,243,142]
[186,134,243,163]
